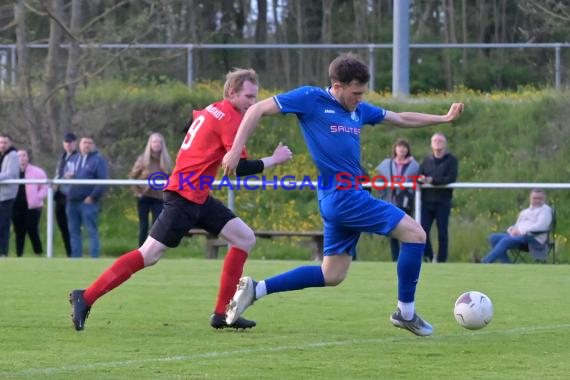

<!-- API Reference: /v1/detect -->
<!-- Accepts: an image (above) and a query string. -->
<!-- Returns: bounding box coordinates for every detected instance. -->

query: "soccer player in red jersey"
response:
[69,69,292,331]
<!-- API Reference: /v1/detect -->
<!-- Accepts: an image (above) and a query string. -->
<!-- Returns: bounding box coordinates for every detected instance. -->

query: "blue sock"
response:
[265,266,325,295]
[397,242,424,302]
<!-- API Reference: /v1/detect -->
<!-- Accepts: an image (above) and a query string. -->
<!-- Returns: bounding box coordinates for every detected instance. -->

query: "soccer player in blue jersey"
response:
[222,53,464,336]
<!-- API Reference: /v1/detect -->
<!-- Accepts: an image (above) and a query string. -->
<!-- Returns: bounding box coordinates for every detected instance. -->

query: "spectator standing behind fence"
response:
[66,136,108,258]
[129,133,172,246]
[419,133,458,263]
[11,149,48,256]
[54,132,78,257]
[376,138,420,262]
[0,134,19,257]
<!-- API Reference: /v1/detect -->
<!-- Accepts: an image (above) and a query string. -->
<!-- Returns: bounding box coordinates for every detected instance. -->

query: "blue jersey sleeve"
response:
[359,102,386,125]
[273,86,319,116]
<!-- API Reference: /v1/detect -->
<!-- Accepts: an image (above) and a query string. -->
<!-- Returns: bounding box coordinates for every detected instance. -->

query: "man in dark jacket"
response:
[54,132,78,257]
[66,136,108,258]
[419,133,458,263]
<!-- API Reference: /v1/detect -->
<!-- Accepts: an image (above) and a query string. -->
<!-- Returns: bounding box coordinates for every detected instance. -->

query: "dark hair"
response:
[392,138,412,158]
[0,133,12,141]
[531,188,546,196]
[18,148,32,162]
[328,53,370,85]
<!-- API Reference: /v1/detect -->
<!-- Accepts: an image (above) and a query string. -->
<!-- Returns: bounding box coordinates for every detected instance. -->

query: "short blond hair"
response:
[223,68,258,98]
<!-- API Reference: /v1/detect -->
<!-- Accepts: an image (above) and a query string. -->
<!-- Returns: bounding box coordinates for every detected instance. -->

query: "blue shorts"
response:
[318,190,405,257]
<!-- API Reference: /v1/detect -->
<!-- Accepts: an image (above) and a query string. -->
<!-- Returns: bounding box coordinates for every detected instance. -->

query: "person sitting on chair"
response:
[476,189,552,264]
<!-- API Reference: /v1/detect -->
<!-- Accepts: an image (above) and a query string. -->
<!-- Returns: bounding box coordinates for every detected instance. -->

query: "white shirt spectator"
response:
[509,204,552,244]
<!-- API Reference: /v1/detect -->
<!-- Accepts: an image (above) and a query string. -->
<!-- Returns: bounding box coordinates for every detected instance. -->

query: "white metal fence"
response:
[0,42,569,91]
[1,178,568,260]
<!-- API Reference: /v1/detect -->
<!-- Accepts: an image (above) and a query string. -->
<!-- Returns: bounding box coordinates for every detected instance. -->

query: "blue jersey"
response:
[273,86,386,199]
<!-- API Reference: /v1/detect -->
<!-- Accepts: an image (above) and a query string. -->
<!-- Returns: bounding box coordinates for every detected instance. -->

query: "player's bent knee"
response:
[141,248,164,266]
[392,216,426,244]
[235,228,255,252]
[413,226,427,243]
[139,237,167,266]
[243,229,256,251]
[323,272,346,286]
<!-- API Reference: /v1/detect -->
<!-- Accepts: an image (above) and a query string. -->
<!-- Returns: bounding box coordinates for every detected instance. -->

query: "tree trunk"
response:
[461,0,468,71]
[442,1,453,90]
[60,0,83,146]
[492,0,499,43]
[321,0,333,84]
[413,0,437,41]
[272,0,290,88]
[44,0,65,153]
[295,0,304,84]
[477,0,488,43]
[353,0,368,42]
[500,0,507,42]
[447,0,457,43]
[254,0,268,71]
[14,0,40,153]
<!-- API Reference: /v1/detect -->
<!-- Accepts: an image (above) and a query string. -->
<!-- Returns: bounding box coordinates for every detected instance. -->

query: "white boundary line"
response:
[2,324,569,377]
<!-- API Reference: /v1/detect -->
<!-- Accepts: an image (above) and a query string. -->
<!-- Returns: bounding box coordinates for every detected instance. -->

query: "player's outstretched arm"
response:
[384,102,464,128]
[235,143,293,176]
[223,98,281,175]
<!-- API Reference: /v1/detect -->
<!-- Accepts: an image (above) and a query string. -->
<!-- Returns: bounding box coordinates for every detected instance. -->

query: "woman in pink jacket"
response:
[12,149,48,256]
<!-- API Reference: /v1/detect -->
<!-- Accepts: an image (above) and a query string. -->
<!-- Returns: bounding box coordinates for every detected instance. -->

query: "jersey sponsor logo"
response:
[324,109,336,114]
[330,125,361,135]
[206,104,226,120]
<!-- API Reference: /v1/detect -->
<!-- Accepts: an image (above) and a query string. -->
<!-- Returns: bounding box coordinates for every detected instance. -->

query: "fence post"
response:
[46,184,54,258]
[368,45,375,92]
[10,46,16,87]
[0,50,6,93]
[228,187,235,212]
[555,45,561,90]
[187,45,193,87]
[414,185,422,224]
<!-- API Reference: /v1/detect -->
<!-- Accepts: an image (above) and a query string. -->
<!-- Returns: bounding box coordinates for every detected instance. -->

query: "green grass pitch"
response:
[0,258,568,379]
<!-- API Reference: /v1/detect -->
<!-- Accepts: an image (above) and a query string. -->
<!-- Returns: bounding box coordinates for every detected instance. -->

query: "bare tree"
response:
[320,0,333,84]
[14,0,40,153]
[272,0,290,88]
[254,0,268,70]
[442,0,454,90]
[461,0,468,71]
[43,0,65,152]
[60,0,83,142]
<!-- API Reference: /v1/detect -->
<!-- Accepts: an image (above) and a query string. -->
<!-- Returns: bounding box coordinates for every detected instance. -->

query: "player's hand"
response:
[222,149,241,176]
[272,142,293,165]
[445,102,464,122]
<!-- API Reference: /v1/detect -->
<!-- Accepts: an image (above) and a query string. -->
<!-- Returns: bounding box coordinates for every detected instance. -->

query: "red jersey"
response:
[166,99,247,204]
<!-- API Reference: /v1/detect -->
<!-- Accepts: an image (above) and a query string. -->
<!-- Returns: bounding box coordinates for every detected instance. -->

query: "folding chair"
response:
[511,207,556,264]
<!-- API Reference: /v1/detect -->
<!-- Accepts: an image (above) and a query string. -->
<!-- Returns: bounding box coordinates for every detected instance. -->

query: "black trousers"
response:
[0,199,15,256]
[137,196,164,246]
[421,200,452,263]
[55,191,72,257]
[12,206,43,256]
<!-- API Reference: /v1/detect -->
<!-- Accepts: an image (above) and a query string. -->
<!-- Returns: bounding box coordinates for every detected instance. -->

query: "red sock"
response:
[83,250,145,306]
[214,247,248,315]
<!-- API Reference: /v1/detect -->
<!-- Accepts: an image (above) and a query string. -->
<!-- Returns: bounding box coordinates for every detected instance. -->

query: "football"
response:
[454,291,494,330]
